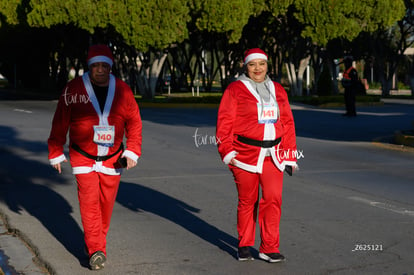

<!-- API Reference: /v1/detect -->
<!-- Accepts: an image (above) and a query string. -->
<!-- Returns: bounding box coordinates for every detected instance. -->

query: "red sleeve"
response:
[123,85,142,158]
[47,86,71,160]
[276,83,297,162]
[216,83,238,161]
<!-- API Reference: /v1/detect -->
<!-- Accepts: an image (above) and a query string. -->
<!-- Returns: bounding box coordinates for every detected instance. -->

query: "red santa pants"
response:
[230,157,284,253]
[75,172,121,257]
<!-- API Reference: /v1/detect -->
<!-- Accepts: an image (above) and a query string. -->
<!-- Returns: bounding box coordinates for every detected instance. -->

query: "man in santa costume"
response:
[216,48,297,263]
[48,44,142,270]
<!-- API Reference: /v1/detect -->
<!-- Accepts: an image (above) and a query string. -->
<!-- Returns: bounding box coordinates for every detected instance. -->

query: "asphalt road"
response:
[0,98,413,275]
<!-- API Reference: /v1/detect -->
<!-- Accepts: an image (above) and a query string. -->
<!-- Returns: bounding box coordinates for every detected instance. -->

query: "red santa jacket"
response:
[216,79,297,173]
[48,73,142,175]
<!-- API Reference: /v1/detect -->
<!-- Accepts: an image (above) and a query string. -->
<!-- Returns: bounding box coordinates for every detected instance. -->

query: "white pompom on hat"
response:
[87,44,114,67]
[244,48,268,64]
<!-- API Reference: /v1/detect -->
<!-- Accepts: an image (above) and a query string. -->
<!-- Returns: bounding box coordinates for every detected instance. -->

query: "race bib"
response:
[257,102,278,124]
[93,125,115,147]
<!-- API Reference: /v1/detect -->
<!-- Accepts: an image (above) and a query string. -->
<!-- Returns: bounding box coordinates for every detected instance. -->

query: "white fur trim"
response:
[49,154,66,165]
[232,159,258,173]
[72,165,122,175]
[240,80,261,102]
[87,56,113,67]
[223,150,237,164]
[82,73,116,158]
[121,150,139,162]
[283,160,297,168]
[244,53,268,64]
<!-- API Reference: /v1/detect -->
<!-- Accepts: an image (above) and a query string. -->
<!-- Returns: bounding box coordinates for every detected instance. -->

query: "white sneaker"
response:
[259,252,285,263]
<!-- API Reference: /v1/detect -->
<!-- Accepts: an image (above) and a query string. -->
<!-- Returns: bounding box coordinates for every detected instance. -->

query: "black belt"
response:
[71,143,124,162]
[237,135,281,148]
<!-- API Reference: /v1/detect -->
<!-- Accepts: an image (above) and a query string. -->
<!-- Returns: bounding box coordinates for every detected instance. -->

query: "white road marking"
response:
[348,196,414,217]
[13,109,33,114]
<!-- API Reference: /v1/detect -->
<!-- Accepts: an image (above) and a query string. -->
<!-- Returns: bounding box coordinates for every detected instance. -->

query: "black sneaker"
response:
[259,252,285,263]
[89,251,106,270]
[237,246,254,261]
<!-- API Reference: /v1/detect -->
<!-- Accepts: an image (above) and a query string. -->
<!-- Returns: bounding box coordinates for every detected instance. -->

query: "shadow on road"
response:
[0,125,85,264]
[140,108,218,127]
[293,104,414,142]
[140,103,414,144]
[116,181,240,259]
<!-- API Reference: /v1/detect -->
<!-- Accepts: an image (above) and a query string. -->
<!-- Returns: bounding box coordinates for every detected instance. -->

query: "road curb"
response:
[0,210,52,275]
[394,130,414,148]
[372,136,414,153]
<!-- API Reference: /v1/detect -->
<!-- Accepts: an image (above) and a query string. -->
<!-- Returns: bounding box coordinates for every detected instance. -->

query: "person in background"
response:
[216,48,298,263]
[341,56,358,117]
[47,44,142,270]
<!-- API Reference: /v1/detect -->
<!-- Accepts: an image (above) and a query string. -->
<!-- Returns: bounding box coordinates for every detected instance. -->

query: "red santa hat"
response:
[87,44,114,67]
[244,48,268,64]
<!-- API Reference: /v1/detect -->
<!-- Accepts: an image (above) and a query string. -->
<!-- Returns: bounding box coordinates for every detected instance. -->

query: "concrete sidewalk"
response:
[1,212,47,274]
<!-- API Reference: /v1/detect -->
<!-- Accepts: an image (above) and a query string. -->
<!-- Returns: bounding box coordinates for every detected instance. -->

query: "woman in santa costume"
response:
[216,48,297,263]
[48,44,142,270]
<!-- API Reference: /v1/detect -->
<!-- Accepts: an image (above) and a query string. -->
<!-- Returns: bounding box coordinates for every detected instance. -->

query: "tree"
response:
[178,0,255,92]
[294,0,405,46]
[292,0,406,96]
[113,0,189,97]
[403,0,414,97]
[349,0,414,96]
[0,1,21,26]
[0,0,409,97]
[25,0,191,97]
[271,7,312,96]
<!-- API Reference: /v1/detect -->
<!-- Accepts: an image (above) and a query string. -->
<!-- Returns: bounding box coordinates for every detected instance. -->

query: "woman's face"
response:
[246,59,267,83]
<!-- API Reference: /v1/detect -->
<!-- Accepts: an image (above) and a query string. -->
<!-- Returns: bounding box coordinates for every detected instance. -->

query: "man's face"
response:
[89,62,111,86]
[246,59,267,83]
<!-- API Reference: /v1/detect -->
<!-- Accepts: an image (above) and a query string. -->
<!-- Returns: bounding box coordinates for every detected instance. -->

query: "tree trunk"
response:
[285,62,297,96]
[285,56,310,96]
[297,56,311,96]
[137,52,167,98]
[149,53,167,96]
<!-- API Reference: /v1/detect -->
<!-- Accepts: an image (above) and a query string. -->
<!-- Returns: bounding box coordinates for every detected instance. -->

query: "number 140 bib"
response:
[93,125,115,147]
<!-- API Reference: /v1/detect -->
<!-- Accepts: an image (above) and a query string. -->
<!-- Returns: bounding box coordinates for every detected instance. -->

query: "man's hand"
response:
[125,157,137,170]
[52,160,67,174]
